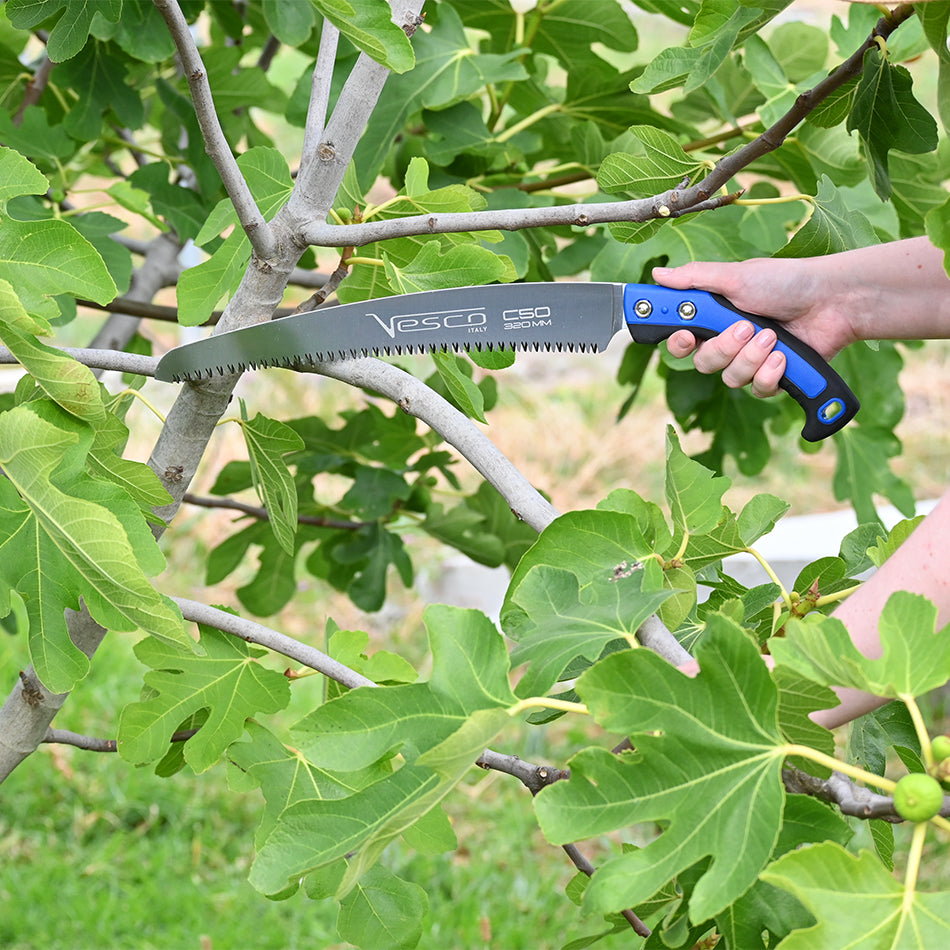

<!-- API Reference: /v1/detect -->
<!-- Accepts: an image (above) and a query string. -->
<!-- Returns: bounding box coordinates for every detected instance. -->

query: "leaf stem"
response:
[813,584,861,608]
[900,693,933,770]
[745,546,792,608]
[494,103,561,144]
[508,697,589,718]
[901,821,927,921]
[733,194,814,207]
[781,744,898,794]
[107,388,167,424]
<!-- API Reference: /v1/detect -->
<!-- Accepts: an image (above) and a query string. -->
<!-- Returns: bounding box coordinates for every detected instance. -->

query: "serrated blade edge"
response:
[155,283,623,382]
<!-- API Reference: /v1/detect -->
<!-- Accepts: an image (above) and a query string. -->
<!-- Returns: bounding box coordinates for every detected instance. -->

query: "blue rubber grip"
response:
[622,284,859,442]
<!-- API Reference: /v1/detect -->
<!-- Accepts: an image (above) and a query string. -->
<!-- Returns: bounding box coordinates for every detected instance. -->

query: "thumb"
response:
[652,261,728,293]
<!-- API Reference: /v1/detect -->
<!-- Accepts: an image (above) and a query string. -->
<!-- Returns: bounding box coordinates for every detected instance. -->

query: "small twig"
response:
[173,598,377,690]
[476,749,568,792]
[292,246,352,313]
[182,492,368,531]
[476,749,651,937]
[152,0,277,260]
[41,727,199,753]
[14,53,53,126]
[0,345,159,377]
[256,34,281,72]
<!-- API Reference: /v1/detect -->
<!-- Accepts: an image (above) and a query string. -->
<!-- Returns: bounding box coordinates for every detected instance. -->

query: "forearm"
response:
[812,237,950,344]
[812,489,950,729]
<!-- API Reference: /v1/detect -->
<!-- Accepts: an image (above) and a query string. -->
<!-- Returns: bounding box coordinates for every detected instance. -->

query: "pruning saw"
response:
[155,282,859,442]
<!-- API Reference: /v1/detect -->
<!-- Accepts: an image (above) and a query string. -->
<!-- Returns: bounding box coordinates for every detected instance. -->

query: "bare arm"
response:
[812,490,950,728]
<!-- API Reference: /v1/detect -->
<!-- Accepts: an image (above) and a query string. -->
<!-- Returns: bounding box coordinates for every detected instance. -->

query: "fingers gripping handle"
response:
[622,284,859,442]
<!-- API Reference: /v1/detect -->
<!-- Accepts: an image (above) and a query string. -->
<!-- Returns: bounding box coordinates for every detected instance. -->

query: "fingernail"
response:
[652,266,672,278]
[734,321,754,342]
[767,351,785,368]
[756,328,777,348]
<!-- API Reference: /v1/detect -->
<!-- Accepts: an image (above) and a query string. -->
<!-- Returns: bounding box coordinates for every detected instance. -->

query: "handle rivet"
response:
[634,299,652,318]
[678,301,696,320]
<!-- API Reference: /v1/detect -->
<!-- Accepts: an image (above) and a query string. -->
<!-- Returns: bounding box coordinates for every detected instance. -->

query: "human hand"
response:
[652,258,857,397]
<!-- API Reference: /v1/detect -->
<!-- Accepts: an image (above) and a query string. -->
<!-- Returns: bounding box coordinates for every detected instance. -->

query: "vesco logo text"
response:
[368,309,487,338]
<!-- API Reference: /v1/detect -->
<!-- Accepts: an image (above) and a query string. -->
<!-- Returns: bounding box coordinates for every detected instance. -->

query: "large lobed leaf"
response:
[0,404,187,692]
[535,613,786,923]
[118,627,291,773]
[763,842,950,949]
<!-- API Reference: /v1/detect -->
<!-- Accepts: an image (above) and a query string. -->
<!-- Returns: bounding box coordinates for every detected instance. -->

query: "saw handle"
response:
[621,283,859,442]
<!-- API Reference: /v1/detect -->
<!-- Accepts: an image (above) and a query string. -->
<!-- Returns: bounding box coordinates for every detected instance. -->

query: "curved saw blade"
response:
[155,283,624,382]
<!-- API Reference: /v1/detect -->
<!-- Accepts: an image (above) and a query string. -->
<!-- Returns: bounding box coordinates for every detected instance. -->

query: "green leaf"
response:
[262,0,316,45]
[314,0,414,74]
[56,42,145,140]
[598,126,704,198]
[776,176,878,258]
[0,404,187,692]
[238,410,305,556]
[666,427,730,535]
[0,280,106,423]
[431,351,486,423]
[846,47,939,201]
[336,864,428,950]
[762,842,950,949]
[772,591,950,699]
[6,0,121,61]
[508,567,674,698]
[293,606,516,771]
[0,152,116,320]
[926,194,950,271]
[228,721,390,848]
[501,507,655,640]
[832,425,914,526]
[535,613,785,921]
[0,145,48,207]
[249,608,514,897]
[118,627,291,772]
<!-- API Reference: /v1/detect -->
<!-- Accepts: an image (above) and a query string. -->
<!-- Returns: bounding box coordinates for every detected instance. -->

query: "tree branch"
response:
[0,345,159,377]
[476,749,651,937]
[783,766,950,821]
[152,0,277,260]
[636,614,692,666]
[300,20,340,175]
[182,492,368,530]
[300,193,684,248]
[308,357,560,532]
[173,598,377,690]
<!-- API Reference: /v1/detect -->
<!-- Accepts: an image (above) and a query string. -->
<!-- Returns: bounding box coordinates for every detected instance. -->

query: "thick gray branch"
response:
[300,193,684,248]
[310,356,560,532]
[173,598,376,689]
[0,346,159,376]
[152,0,277,260]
